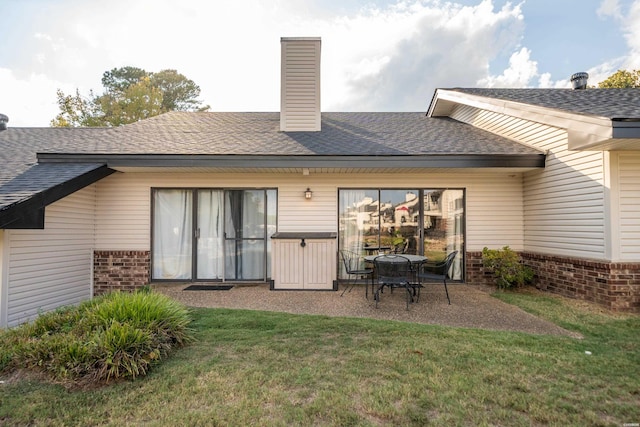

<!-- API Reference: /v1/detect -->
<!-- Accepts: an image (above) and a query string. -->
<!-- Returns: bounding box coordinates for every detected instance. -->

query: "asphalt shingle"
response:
[448,88,640,120]
[0,112,544,214]
[36,112,543,156]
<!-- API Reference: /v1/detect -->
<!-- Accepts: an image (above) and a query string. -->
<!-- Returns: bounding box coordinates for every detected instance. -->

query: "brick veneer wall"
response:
[93,251,150,295]
[465,251,640,312]
[521,252,640,312]
[465,251,496,287]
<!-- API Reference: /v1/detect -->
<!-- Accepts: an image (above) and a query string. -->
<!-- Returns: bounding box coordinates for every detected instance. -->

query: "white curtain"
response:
[197,190,224,279]
[153,190,192,279]
[338,190,367,277]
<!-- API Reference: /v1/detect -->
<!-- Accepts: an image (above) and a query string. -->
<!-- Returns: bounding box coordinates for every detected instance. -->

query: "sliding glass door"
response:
[338,188,465,280]
[152,188,276,281]
[224,189,271,281]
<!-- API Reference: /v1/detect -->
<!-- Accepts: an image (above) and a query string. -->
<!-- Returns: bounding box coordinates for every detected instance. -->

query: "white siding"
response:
[451,105,607,259]
[1,230,7,327]
[615,152,640,261]
[280,37,321,131]
[95,171,524,252]
[6,186,96,327]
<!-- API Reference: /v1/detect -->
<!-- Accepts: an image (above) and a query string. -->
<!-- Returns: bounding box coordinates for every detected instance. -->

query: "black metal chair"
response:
[416,250,458,304]
[373,254,414,310]
[339,250,374,298]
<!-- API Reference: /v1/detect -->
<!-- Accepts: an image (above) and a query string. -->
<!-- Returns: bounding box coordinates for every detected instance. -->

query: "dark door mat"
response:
[183,285,234,291]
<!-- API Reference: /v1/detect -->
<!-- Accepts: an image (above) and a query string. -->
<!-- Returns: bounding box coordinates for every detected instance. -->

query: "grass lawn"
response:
[1,289,639,426]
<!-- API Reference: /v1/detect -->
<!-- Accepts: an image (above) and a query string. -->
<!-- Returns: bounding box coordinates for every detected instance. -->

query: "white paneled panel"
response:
[452,104,607,259]
[95,171,523,253]
[271,238,336,289]
[271,240,304,289]
[280,38,321,131]
[0,229,6,327]
[616,152,640,261]
[7,185,96,327]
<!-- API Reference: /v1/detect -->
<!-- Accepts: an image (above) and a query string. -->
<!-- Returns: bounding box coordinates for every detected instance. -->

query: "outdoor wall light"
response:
[305,188,313,200]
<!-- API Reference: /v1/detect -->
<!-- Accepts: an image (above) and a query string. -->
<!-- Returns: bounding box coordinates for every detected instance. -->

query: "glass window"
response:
[338,188,465,281]
[152,188,277,282]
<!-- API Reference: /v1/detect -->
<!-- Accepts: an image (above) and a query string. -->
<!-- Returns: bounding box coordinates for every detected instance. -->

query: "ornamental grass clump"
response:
[0,289,192,385]
[482,246,534,289]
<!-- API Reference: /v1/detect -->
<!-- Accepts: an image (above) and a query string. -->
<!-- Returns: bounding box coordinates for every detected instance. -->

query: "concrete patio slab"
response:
[152,283,582,338]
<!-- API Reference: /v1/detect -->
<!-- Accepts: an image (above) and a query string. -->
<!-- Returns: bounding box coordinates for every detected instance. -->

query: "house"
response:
[1,37,639,327]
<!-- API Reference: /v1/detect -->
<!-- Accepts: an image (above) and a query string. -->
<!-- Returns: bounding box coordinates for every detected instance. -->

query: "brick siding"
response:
[465,251,640,312]
[93,251,150,295]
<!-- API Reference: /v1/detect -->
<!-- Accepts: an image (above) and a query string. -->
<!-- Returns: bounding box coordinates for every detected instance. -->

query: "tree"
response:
[101,66,148,94]
[51,67,208,127]
[93,77,164,127]
[598,69,640,88]
[151,69,210,112]
[50,89,103,127]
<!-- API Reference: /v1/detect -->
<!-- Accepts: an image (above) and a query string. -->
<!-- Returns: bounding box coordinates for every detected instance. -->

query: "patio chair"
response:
[339,250,374,298]
[373,254,414,310]
[416,250,458,304]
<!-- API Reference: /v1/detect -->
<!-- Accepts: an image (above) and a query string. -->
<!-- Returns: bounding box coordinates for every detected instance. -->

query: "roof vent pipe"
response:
[570,72,589,90]
[0,114,8,131]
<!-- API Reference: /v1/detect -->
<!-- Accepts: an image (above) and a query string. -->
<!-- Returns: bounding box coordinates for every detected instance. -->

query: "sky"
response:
[1,0,639,127]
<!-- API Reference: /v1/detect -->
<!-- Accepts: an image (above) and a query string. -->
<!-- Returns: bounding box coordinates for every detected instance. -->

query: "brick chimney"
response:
[280,37,321,132]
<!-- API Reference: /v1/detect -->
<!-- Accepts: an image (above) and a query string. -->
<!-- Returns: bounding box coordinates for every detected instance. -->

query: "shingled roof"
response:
[34,112,543,156]
[441,88,640,120]
[0,128,115,228]
[1,111,546,228]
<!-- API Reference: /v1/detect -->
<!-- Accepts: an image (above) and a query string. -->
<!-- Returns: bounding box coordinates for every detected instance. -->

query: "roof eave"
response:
[36,153,546,169]
[568,122,640,151]
[0,165,115,229]
[428,89,639,151]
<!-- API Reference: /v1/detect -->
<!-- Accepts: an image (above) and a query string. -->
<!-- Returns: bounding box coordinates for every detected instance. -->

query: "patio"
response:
[152,283,581,338]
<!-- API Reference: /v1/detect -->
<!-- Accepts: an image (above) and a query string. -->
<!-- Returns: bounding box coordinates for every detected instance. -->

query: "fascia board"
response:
[430,90,618,150]
[36,153,546,169]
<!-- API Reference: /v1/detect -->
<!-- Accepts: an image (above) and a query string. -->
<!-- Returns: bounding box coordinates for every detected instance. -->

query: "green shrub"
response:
[90,291,193,347]
[93,320,155,381]
[0,290,193,384]
[482,246,534,289]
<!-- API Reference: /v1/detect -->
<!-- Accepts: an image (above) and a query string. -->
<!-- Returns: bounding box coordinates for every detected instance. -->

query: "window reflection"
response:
[338,188,464,280]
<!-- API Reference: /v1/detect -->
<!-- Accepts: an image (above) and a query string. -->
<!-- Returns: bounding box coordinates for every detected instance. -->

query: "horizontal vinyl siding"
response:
[1,230,6,327]
[280,39,321,131]
[95,171,524,252]
[451,105,607,259]
[617,152,640,260]
[7,185,96,327]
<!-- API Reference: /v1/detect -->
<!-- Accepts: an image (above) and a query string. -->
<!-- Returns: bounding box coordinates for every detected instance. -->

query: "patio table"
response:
[365,254,428,309]
[364,254,427,264]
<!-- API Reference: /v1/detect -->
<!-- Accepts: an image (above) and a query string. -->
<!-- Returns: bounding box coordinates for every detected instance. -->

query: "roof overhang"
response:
[429,89,640,151]
[0,165,115,229]
[37,153,546,169]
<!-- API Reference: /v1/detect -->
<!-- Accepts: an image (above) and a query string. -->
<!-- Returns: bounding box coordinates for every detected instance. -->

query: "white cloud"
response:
[0,68,73,127]
[619,0,640,69]
[597,0,622,19]
[2,0,639,125]
[327,0,525,110]
[477,48,538,88]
